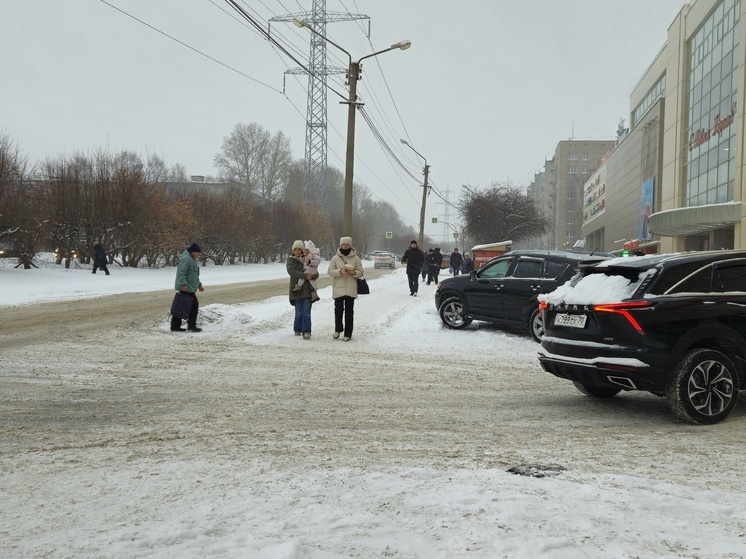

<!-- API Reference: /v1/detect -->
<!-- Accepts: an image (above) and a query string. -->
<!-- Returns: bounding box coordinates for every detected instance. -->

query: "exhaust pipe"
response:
[607,376,637,390]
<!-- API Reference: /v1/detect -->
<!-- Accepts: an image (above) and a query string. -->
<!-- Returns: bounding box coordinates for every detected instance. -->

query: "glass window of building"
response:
[684,0,740,208]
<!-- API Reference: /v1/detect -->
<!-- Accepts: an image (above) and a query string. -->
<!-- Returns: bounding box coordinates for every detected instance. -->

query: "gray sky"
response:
[3,0,686,241]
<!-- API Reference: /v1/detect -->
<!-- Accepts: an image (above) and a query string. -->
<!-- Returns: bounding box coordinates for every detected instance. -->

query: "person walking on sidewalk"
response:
[92,243,110,275]
[287,239,318,339]
[449,248,463,276]
[171,243,204,332]
[327,236,363,341]
[401,239,425,296]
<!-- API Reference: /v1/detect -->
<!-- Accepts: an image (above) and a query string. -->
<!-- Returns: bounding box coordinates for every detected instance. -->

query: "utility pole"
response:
[399,139,429,248]
[419,162,430,248]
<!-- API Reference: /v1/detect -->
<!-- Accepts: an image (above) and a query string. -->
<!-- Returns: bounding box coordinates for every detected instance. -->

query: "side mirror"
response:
[469,270,477,280]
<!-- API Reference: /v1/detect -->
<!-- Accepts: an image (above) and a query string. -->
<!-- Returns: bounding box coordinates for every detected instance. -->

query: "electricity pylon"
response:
[270,1,369,209]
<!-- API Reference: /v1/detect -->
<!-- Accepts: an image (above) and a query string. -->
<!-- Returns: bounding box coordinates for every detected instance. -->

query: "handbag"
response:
[339,254,370,295]
[170,291,193,319]
[356,277,370,295]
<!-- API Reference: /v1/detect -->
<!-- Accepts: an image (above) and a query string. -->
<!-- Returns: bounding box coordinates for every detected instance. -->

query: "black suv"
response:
[538,250,746,424]
[435,250,609,341]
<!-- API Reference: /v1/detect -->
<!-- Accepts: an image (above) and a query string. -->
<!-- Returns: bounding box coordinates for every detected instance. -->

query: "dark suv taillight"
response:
[592,301,653,334]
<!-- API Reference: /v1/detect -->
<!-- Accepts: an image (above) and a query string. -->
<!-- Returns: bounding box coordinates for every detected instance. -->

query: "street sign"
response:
[453,232,459,239]
[385,232,393,238]
[431,217,438,224]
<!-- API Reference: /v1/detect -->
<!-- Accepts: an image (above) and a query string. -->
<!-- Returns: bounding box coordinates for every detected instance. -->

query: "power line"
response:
[99,0,283,94]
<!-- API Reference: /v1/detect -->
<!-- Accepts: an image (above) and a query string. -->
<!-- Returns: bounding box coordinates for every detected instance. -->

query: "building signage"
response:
[688,102,737,151]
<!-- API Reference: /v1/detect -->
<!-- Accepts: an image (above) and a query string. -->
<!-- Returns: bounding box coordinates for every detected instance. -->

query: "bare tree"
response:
[214,123,270,196]
[459,182,549,245]
[258,131,292,201]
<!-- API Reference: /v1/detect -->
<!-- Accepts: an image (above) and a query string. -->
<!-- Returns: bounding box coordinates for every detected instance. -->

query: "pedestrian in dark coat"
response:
[401,240,425,296]
[420,250,429,281]
[462,251,475,274]
[449,248,463,276]
[428,248,443,285]
[92,243,110,275]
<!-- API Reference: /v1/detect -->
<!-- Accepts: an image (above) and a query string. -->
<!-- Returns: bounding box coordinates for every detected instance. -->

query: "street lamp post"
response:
[293,18,411,236]
[400,139,429,248]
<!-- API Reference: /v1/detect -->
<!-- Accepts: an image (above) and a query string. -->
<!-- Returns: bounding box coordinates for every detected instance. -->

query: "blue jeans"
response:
[407,273,419,294]
[293,297,312,334]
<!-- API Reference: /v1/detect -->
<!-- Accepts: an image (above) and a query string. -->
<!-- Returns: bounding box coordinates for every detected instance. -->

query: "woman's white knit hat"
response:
[339,236,353,246]
[292,240,304,251]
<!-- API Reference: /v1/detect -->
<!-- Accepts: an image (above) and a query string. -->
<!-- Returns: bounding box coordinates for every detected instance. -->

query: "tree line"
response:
[0,124,421,270]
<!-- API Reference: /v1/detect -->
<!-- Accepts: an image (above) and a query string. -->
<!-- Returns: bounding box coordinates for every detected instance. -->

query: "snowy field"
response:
[2,255,746,558]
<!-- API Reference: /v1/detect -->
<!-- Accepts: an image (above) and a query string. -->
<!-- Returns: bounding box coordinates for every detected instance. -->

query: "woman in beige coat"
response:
[327,236,364,341]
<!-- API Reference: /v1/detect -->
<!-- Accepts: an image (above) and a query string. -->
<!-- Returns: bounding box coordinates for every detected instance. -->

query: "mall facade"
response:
[581,0,745,254]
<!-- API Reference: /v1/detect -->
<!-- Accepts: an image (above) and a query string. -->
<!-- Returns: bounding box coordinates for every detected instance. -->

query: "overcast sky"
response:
[3,0,687,242]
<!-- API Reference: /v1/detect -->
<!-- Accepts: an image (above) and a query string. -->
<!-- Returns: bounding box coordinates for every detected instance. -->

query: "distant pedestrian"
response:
[287,239,318,339]
[401,240,425,296]
[92,243,110,275]
[462,251,475,274]
[449,248,463,276]
[427,247,443,285]
[420,250,429,281]
[328,236,363,341]
[171,243,204,332]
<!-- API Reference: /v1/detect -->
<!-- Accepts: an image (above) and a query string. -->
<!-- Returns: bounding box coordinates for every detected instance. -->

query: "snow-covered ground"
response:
[2,255,746,559]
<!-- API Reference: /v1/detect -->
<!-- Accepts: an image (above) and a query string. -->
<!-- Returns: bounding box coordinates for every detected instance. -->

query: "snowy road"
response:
[2,268,746,558]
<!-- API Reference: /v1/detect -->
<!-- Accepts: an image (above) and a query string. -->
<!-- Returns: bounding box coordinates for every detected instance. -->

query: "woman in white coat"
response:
[327,236,364,341]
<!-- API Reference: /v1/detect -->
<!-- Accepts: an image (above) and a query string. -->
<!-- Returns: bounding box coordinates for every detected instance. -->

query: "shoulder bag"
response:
[340,255,370,295]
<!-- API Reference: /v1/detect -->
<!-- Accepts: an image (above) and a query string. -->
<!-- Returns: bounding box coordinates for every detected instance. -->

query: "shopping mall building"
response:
[583,0,745,254]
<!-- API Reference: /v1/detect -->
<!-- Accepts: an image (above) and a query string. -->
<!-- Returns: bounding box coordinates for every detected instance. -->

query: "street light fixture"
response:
[294,18,411,236]
[400,139,429,248]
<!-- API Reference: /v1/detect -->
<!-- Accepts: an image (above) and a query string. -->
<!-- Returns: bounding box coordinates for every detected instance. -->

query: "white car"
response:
[373,251,396,269]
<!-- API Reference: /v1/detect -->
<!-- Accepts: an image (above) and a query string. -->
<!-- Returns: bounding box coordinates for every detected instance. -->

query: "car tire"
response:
[666,348,739,425]
[438,296,472,330]
[528,307,543,342]
[572,381,622,398]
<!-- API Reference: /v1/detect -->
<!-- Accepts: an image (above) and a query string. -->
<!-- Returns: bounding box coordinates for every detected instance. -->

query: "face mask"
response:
[340,247,351,256]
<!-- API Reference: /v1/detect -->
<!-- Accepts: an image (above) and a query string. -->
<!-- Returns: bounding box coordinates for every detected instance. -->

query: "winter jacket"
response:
[450,251,463,270]
[287,255,318,302]
[327,247,363,299]
[432,249,443,269]
[94,243,107,266]
[401,247,425,275]
[462,257,475,274]
[174,249,202,293]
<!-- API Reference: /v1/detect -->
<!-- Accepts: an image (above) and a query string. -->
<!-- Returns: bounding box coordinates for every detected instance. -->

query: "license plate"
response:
[554,313,587,328]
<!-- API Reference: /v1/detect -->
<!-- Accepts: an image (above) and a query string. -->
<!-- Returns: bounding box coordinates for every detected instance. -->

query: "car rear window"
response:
[544,260,568,279]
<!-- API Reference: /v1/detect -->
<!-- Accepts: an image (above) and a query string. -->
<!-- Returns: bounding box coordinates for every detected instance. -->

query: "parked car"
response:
[373,251,396,269]
[434,250,609,341]
[538,250,746,424]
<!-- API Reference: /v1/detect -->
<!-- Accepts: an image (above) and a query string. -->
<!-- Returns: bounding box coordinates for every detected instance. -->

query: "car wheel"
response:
[439,296,472,330]
[666,348,739,425]
[572,381,622,398]
[528,307,544,342]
